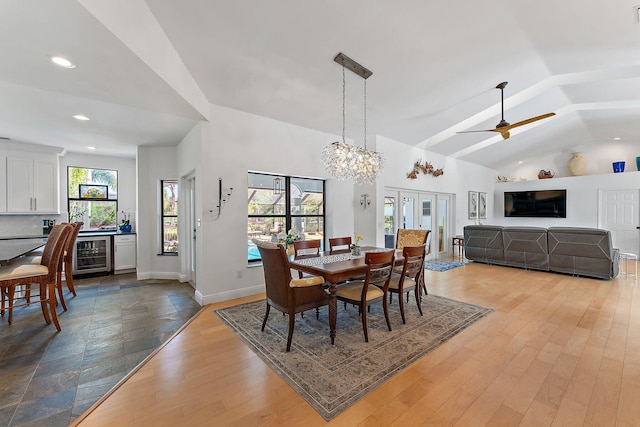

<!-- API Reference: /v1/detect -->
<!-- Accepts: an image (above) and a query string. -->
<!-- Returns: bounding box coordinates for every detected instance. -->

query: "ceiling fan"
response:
[457,81,555,140]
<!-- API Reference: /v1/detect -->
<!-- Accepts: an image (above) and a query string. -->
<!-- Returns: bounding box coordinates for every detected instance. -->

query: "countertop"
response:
[0,231,136,240]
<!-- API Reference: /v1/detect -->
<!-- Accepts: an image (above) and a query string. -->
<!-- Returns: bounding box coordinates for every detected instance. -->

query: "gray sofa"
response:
[464,225,619,279]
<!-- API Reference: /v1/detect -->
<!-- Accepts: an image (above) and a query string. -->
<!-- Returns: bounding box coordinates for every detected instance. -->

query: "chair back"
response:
[253,240,292,309]
[329,236,351,253]
[40,224,73,282]
[293,239,320,258]
[400,245,427,281]
[396,229,430,250]
[364,250,395,291]
[60,222,83,266]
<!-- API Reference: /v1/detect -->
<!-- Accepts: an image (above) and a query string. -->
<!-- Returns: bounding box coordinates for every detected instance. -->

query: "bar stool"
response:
[619,253,638,279]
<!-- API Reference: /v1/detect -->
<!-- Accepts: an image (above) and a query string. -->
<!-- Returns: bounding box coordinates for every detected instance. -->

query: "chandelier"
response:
[322,53,384,185]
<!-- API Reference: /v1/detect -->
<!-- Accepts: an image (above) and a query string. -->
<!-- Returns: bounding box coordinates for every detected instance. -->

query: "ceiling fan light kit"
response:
[458,81,555,140]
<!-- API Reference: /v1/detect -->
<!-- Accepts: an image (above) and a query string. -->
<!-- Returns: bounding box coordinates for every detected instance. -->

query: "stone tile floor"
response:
[0,274,201,426]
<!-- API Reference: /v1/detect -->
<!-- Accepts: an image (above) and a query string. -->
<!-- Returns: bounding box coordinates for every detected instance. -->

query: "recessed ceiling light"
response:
[518,161,524,164]
[73,114,90,121]
[51,56,76,69]
[87,146,96,150]
[613,137,621,140]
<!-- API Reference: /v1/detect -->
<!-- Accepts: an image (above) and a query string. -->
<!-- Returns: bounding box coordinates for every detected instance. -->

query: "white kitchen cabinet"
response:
[6,153,58,214]
[114,234,137,272]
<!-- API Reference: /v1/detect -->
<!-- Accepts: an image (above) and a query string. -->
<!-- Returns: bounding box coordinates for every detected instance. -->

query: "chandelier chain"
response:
[363,79,367,150]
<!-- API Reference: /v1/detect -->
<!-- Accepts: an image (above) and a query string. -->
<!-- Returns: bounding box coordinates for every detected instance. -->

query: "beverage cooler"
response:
[73,235,111,275]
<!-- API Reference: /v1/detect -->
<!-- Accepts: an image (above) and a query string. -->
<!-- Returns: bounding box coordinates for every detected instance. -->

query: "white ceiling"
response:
[1,0,639,169]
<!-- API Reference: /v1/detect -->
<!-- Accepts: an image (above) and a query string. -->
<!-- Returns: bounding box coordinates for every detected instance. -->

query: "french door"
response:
[385,190,452,259]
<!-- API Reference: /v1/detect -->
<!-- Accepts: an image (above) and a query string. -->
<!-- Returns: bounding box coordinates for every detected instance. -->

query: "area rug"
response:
[215,295,492,420]
[424,259,467,272]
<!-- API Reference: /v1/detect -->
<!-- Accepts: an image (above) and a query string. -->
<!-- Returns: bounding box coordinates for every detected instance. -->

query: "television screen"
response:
[504,190,566,218]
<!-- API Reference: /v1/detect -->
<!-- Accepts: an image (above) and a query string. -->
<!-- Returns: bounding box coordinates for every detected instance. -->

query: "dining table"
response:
[289,246,402,344]
[0,237,47,266]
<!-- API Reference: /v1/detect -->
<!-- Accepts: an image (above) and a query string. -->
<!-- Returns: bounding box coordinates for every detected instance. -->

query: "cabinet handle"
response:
[34,198,36,211]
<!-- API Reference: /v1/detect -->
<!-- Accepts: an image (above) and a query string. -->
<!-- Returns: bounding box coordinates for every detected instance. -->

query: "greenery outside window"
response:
[67,167,118,231]
[162,180,178,254]
[248,172,325,263]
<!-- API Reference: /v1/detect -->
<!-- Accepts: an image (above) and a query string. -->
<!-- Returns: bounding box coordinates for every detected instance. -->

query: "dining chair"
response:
[395,229,430,295]
[388,245,426,324]
[253,239,329,352]
[334,250,395,342]
[293,239,321,279]
[329,236,351,254]
[0,223,72,330]
[23,222,83,311]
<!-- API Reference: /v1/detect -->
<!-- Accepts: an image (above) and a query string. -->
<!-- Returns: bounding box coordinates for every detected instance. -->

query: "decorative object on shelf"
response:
[496,175,515,182]
[359,194,371,209]
[636,156,640,171]
[537,169,555,179]
[468,191,478,219]
[322,53,384,185]
[567,152,587,176]
[406,159,444,179]
[612,161,625,173]
[350,232,363,256]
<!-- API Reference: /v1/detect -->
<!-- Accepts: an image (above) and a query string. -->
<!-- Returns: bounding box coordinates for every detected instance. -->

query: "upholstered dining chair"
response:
[329,236,351,254]
[0,223,72,330]
[388,245,426,324]
[395,229,430,295]
[334,250,395,342]
[253,239,329,352]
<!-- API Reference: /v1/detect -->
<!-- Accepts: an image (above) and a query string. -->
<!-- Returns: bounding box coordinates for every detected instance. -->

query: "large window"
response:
[67,167,118,231]
[161,180,178,254]
[248,172,325,262]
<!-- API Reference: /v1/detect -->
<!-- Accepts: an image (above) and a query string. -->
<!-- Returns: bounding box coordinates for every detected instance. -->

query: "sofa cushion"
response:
[502,227,549,271]
[547,227,619,279]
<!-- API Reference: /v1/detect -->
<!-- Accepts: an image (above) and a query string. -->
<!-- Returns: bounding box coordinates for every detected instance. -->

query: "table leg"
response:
[328,282,337,344]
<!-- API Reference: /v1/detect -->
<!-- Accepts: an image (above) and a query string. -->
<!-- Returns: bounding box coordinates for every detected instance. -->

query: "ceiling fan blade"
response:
[456,129,497,134]
[503,112,556,130]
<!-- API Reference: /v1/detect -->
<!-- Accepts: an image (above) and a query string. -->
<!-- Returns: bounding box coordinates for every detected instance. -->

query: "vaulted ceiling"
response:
[1,0,639,170]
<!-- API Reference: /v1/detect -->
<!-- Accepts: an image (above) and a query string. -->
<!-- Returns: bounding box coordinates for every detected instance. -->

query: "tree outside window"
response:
[162,180,178,254]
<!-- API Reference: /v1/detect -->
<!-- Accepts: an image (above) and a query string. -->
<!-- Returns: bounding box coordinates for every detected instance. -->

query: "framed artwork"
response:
[468,191,478,219]
[79,184,108,199]
[478,192,487,219]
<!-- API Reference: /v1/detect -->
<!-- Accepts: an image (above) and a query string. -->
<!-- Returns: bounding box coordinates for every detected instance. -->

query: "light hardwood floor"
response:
[73,261,639,426]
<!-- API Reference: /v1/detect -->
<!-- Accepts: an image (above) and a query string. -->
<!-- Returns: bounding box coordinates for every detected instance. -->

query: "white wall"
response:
[136,146,180,280]
[492,171,640,228]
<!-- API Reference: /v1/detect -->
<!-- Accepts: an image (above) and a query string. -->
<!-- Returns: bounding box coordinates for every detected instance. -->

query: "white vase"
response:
[568,152,587,176]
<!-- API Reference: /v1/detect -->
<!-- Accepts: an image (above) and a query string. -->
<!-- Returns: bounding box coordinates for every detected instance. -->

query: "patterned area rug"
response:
[215,295,491,420]
[424,259,467,272]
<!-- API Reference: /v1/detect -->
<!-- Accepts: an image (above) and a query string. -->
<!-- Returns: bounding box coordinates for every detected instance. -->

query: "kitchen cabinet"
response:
[114,234,136,272]
[6,153,58,214]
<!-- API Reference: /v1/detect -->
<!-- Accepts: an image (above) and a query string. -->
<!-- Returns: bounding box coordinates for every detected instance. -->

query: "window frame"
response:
[67,166,118,232]
[161,179,178,255]
[248,172,325,264]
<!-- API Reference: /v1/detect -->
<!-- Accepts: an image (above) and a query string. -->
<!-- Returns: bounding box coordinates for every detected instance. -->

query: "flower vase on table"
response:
[351,246,361,256]
[350,232,363,256]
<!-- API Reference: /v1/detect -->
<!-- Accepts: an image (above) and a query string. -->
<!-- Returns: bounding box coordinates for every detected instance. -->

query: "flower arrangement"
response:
[277,228,302,245]
[350,232,363,250]
[119,209,132,232]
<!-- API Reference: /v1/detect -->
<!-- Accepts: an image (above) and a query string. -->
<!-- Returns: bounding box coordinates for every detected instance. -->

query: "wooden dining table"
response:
[289,246,402,344]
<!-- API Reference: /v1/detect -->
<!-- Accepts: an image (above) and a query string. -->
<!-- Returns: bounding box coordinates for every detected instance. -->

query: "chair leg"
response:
[46,281,61,331]
[56,269,67,311]
[7,286,16,325]
[382,295,392,332]
[360,302,369,342]
[39,283,51,326]
[261,303,271,331]
[415,288,423,316]
[399,289,406,324]
[65,259,76,296]
[286,313,295,352]
[316,307,320,320]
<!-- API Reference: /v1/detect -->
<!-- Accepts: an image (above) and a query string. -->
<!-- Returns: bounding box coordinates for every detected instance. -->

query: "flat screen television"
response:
[504,189,566,218]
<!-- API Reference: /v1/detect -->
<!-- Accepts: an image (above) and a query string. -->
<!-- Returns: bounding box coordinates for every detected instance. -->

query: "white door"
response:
[598,189,640,254]
[419,193,436,259]
[400,192,418,229]
[436,194,452,258]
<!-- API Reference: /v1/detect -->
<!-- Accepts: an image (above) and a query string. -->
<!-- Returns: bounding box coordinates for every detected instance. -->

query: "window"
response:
[67,167,118,231]
[161,180,178,254]
[248,172,325,263]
